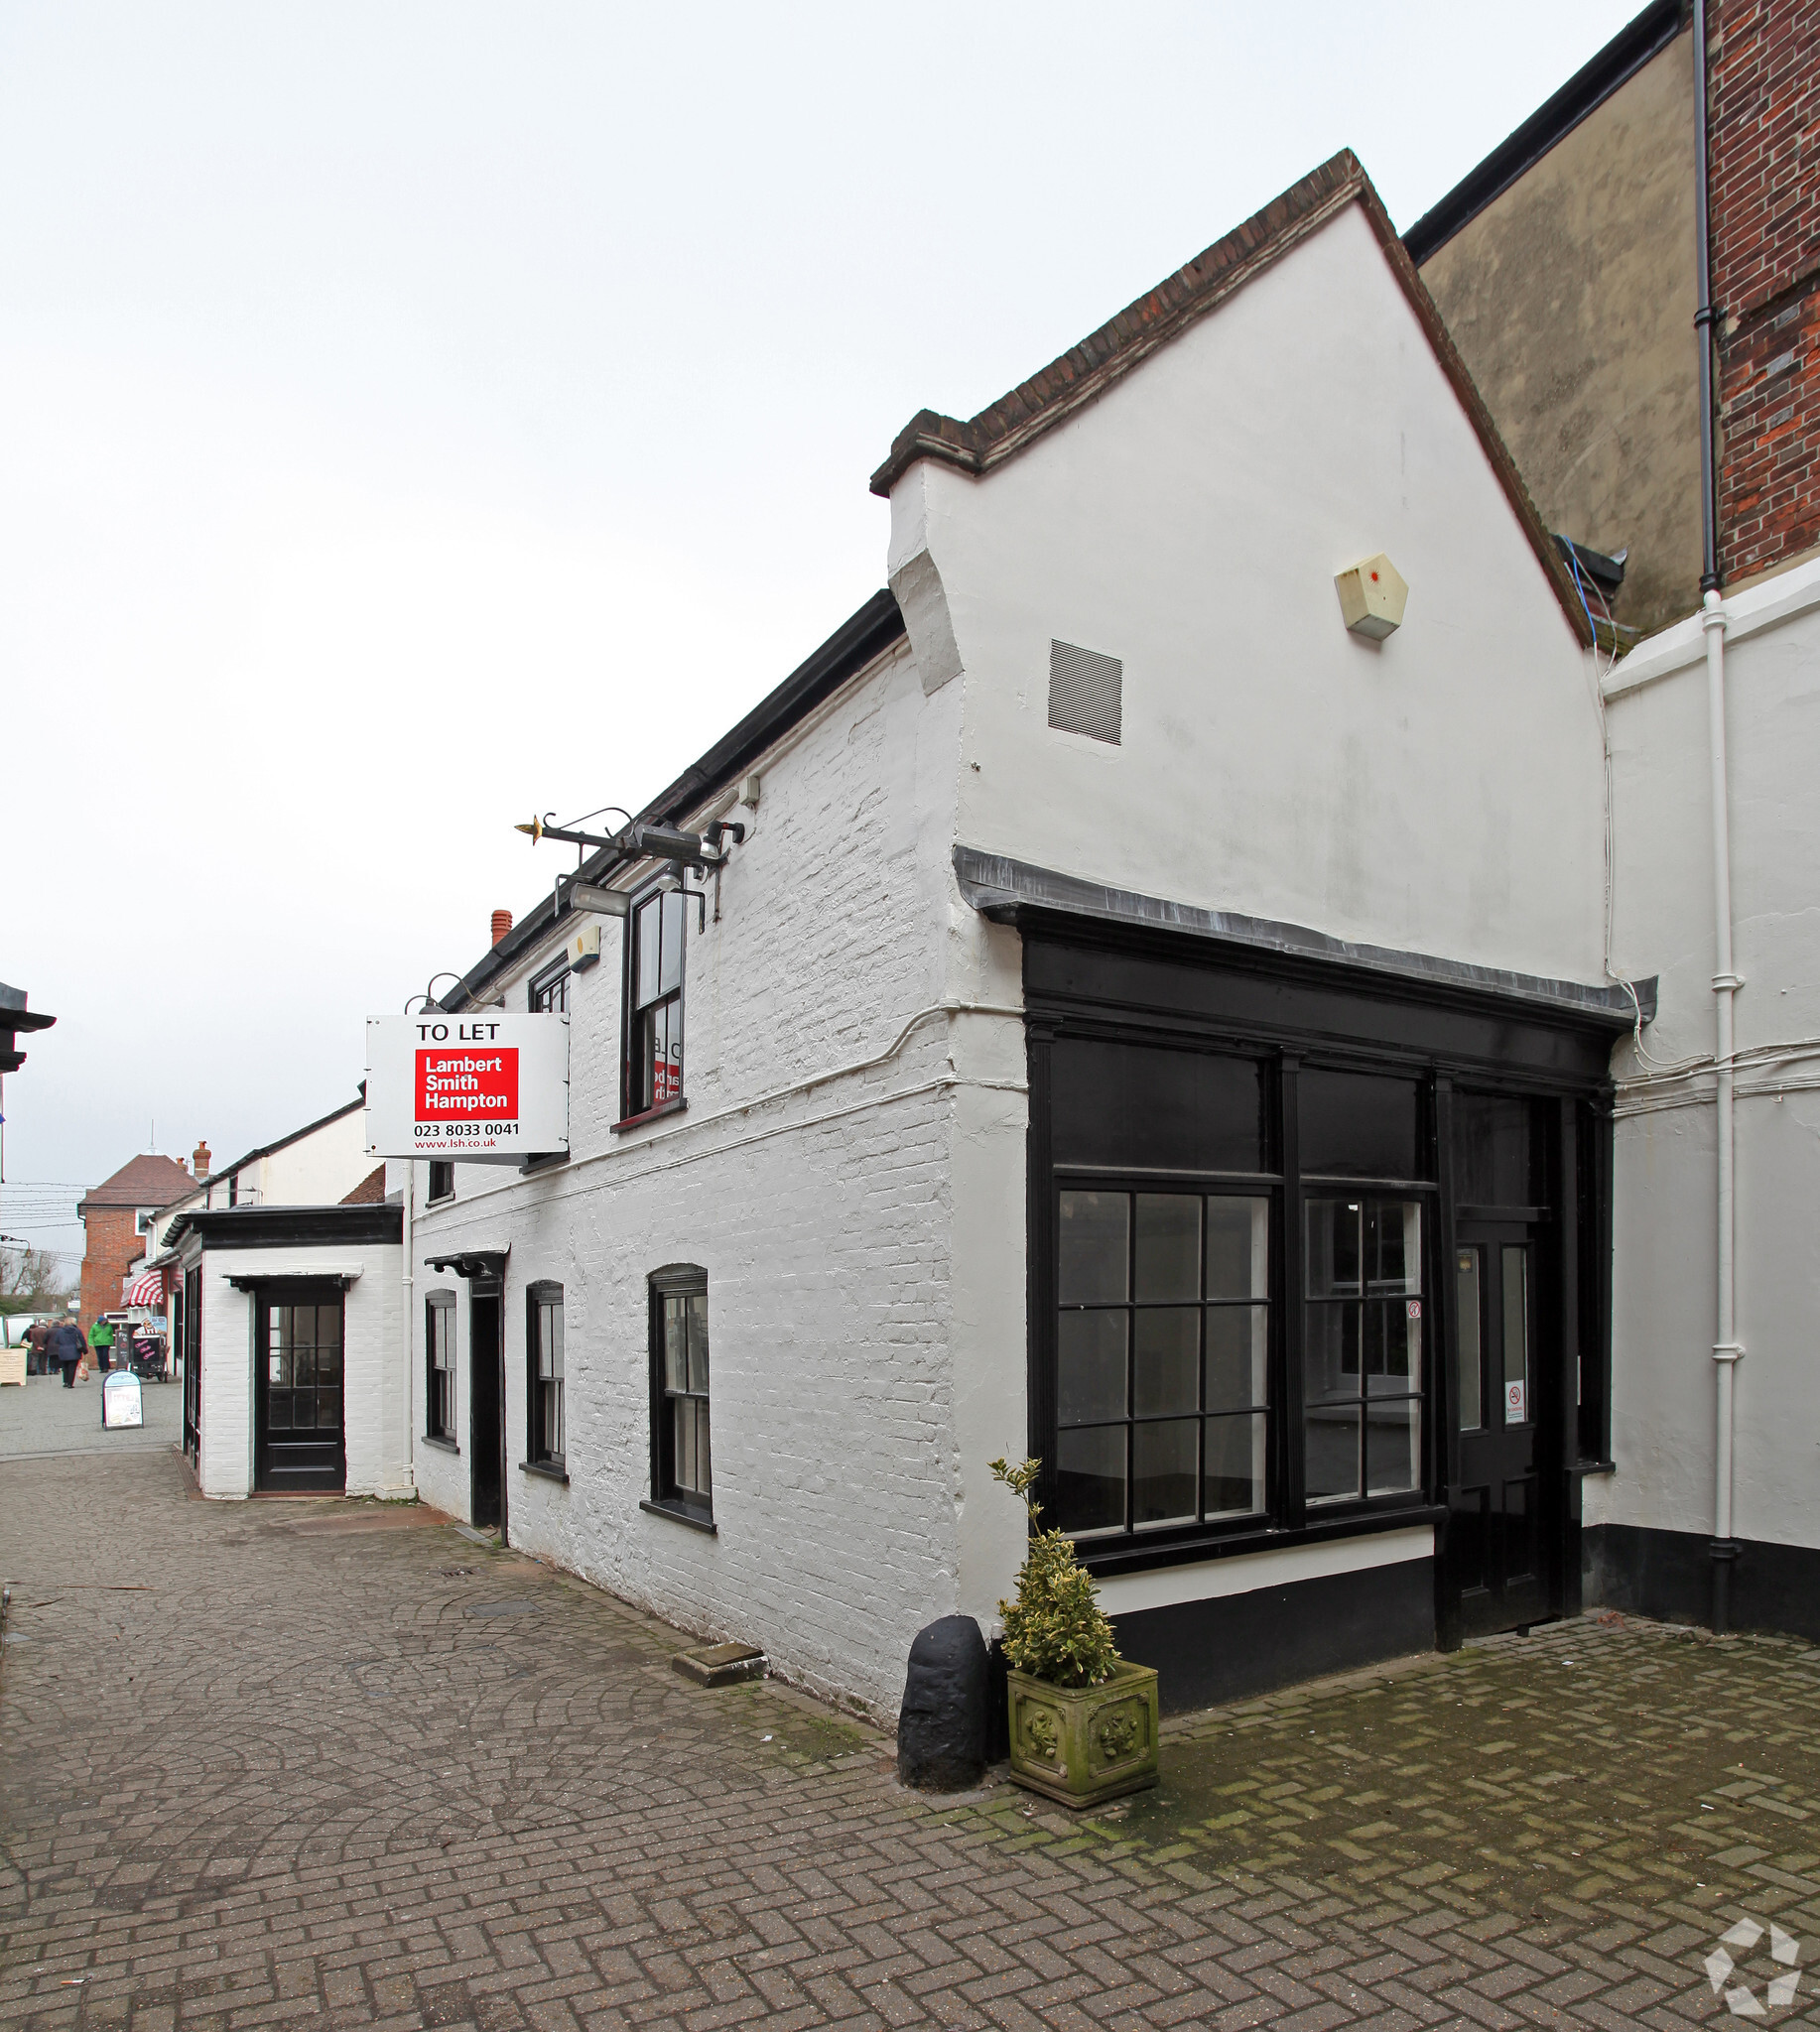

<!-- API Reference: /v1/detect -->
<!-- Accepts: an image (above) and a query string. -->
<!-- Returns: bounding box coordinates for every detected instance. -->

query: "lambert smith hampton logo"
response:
[1705,1916,1800,2017]
[416,1044,519,1121]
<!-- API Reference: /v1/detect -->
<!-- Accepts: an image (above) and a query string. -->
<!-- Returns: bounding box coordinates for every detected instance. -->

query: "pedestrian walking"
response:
[50,1315,84,1388]
[87,1314,115,1373]
[23,1318,53,1377]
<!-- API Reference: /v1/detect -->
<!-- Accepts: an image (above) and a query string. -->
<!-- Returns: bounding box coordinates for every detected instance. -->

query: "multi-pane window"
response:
[625,888,686,1117]
[527,1282,564,1466]
[265,1302,343,1435]
[530,960,569,1015]
[1303,1197,1424,1502]
[426,1293,455,1441]
[651,1271,711,1516]
[1055,1191,1271,1537]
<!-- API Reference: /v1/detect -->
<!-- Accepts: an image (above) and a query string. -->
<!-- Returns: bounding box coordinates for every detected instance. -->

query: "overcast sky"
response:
[2,0,1644,1266]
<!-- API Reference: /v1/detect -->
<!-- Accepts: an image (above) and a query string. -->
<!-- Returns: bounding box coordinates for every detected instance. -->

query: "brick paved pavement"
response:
[4,1449,1819,2030]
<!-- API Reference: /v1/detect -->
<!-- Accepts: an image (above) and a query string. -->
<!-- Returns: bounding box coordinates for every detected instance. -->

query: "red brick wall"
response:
[78,1206,143,1333]
[1711,0,1820,582]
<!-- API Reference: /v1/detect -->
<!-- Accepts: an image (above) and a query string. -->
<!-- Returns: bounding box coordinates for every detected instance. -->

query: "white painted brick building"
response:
[404,154,1641,1717]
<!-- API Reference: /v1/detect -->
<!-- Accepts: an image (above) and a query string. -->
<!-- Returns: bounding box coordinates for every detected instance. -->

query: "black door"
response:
[181,1267,200,1465]
[254,1287,345,1492]
[469,1292,506,1540]
[1447,1223,1552,1636]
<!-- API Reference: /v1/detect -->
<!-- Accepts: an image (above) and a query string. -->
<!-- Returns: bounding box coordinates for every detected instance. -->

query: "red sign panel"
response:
[416,1047,519,1123]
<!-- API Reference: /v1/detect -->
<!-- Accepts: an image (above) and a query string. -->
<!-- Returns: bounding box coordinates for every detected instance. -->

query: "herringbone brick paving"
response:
[3,1451,1817,2028]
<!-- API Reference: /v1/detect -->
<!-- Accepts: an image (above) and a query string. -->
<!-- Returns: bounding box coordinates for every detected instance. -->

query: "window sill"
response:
[517,1151,570,1176]
[424,1194,455,1209]
[520,1458,570,1485]
[612,1097,687,1135]
[420,1434,460,1455]
[640,1496,716,1535]
[1079,1501,1446,1579]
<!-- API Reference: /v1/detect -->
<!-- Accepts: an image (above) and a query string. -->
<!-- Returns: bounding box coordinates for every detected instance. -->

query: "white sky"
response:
[2,1,1644,1265]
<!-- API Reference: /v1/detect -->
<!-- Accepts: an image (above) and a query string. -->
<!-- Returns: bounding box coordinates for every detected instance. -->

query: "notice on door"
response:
[364,1013,569,1161]
[1505,1378,1527,1423]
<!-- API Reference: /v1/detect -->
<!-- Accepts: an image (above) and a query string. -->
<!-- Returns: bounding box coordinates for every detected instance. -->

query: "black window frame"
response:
[1037,1035,1442,1570]
[425,1289,457,1447]
[426,1160,455,1205]
[643,1264,714,1530]
[529,955,570,1016]
[523,1280,566,1478]
[1052,1179,1282,1541]
[617,882,688,1130]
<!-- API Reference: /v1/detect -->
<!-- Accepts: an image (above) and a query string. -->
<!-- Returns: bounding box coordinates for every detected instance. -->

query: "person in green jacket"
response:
[87,1315,115,1373]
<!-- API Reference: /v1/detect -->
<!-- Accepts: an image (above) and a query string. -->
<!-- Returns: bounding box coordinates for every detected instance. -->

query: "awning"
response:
[122,1266,167,1307]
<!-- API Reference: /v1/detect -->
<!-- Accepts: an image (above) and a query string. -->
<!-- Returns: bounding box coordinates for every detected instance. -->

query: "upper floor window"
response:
[426,1291,455,1442]
[623,887,686,1121]
[648,1265,711,1522]
[526,1281,564,1469]
[530,957,569,1015]
[426,1161,454,1204]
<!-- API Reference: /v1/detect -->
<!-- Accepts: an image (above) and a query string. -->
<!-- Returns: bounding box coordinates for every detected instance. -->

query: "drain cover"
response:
[466,1600,539,1618]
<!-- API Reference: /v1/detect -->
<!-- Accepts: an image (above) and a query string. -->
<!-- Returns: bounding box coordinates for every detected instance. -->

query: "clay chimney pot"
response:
[491,908,513,947]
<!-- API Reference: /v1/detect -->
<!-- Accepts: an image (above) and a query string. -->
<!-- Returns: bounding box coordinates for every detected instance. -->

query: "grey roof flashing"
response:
[953,845,1654,1031]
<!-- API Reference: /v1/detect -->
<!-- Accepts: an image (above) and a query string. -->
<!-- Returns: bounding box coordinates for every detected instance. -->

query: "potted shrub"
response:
[990,1457,1159,1808]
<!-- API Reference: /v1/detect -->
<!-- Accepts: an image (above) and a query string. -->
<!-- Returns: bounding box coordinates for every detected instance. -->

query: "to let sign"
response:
[365,1014,569,1162]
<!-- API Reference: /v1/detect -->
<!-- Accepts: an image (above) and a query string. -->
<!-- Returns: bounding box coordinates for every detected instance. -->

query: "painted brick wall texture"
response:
[413,645,979,1716]
[1712,0,1820,581]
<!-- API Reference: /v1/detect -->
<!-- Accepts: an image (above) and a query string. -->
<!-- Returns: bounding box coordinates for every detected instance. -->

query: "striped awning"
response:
[122,1266,167,1307]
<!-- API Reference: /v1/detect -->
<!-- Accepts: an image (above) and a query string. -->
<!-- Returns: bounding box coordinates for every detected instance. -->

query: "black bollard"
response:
[896,1614,988,1791]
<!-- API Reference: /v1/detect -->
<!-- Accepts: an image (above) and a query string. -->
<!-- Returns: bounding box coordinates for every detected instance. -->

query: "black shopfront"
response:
[964,850,1641,1712]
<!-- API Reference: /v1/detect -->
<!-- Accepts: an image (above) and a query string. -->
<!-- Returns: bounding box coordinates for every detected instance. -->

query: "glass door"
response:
[1446,1222,1551,1636]
[254,1287,346,1492]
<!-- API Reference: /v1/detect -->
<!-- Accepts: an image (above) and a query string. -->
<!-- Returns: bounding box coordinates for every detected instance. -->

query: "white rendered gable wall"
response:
[893,201,1609,989]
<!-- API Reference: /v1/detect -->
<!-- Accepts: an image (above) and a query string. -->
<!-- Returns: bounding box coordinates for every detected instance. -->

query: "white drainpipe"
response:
[1703,588,1744,1629]
[402,1159,415,1494]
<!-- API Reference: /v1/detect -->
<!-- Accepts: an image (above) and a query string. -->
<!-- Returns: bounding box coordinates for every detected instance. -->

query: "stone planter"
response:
[1005,1660,1159,1808]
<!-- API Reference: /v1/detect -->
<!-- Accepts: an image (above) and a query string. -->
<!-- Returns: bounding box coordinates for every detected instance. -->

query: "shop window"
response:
[1303,1197,1424,1502]
[648,1265,711,1522]
[1300,1069,1426,1181]
[622,887,686,1121]
[426,1291,456,1443]
[530,957,569,1016]
[1055,1190,1271,1536]
[526,1281,564,1470]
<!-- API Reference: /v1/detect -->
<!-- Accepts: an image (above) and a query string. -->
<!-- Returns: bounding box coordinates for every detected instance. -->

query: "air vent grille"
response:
[1047,639,1122,745]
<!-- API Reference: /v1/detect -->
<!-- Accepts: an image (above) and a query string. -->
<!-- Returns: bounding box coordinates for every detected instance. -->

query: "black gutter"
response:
[1692,0,1720,594]
[443,586,905,1012]
[163,1203,402,1252]
[1404,0,1686,266]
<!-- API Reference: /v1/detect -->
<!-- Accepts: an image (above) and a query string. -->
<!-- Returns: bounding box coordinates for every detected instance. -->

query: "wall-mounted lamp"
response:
[558,880,629,918]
